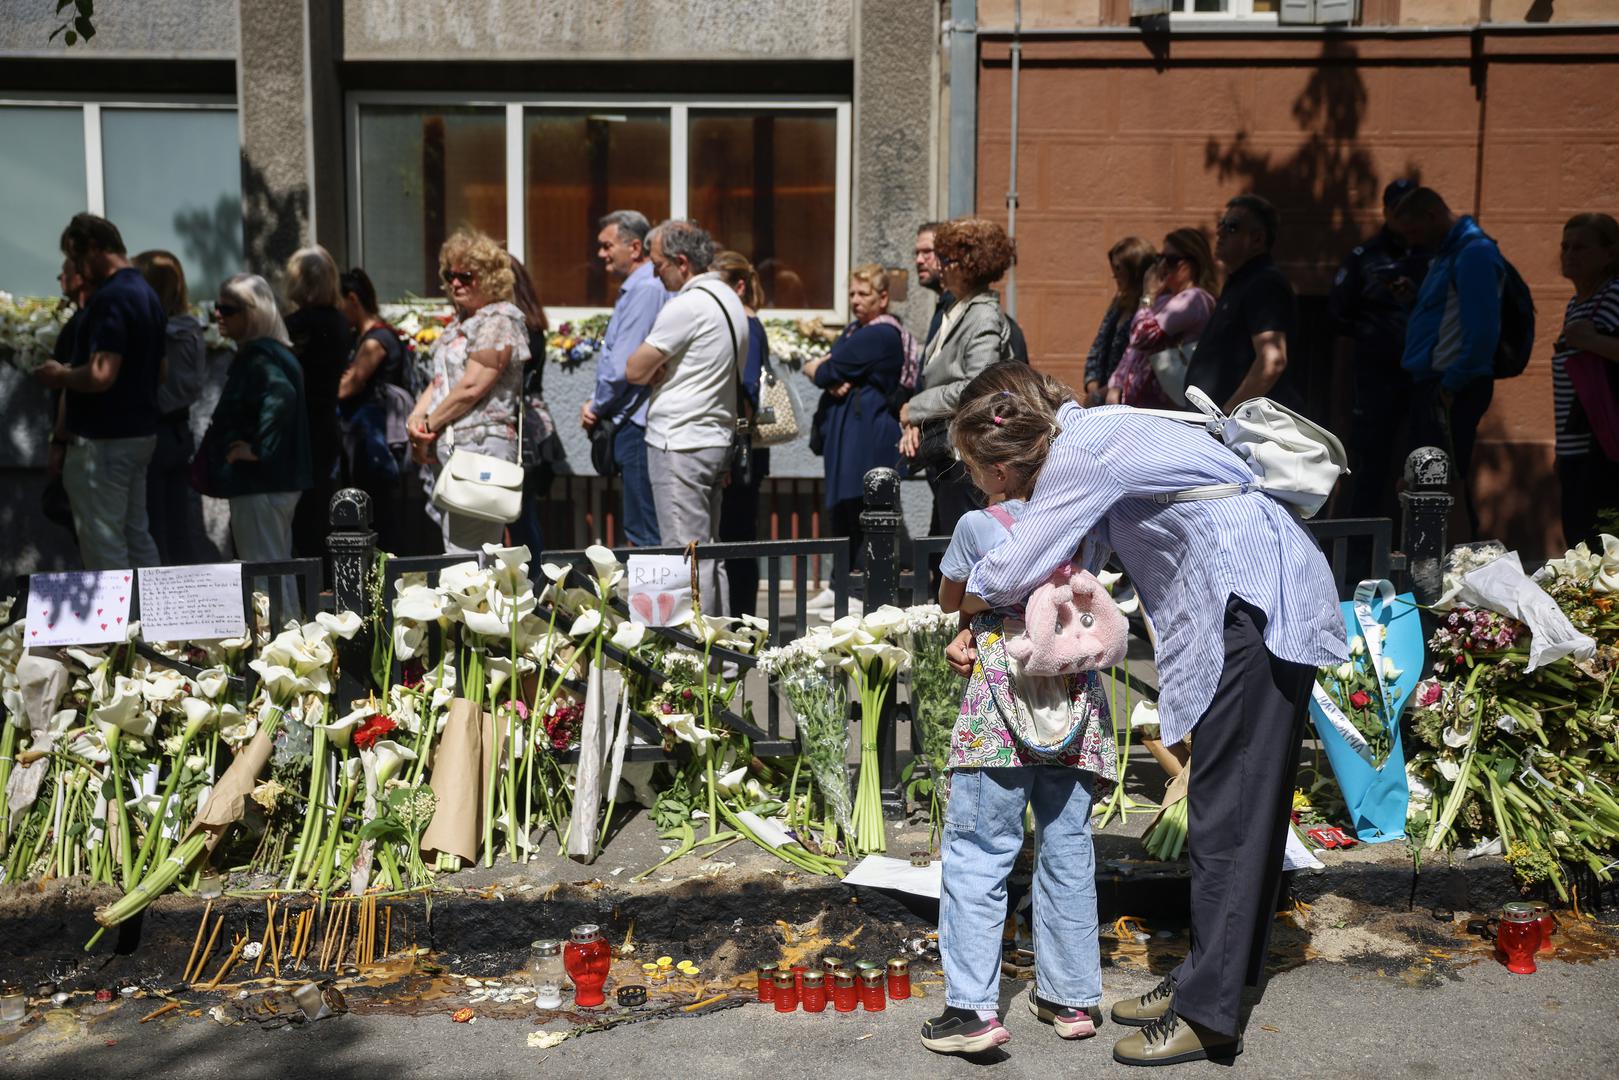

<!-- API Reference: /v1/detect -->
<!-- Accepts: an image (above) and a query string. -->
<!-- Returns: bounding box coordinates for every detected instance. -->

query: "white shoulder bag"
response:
[431,371,526,525]
[1132,385,1349,520]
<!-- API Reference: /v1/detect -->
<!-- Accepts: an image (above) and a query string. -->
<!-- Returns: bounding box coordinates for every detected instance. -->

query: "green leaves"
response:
[50,0,96,47]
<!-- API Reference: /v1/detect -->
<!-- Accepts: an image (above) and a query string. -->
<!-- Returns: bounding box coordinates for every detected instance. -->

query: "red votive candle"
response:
[756,967,775,1003]
[859,968,886,1011]
[886,957,911,1000]
[773,970,798,1012]
[832,970,858,1012]
[800,970,827,1013]
[1497,907,1538,974]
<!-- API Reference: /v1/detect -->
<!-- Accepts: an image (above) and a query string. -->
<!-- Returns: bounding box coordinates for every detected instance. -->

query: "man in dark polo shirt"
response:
[34,213,166,570]
[1186,194,1301,412]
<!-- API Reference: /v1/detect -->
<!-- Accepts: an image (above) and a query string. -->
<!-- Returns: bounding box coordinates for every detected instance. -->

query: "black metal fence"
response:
[10,449,1453,816]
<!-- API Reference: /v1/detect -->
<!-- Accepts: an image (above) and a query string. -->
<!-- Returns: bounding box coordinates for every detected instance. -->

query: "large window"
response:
[689,109,838,311]
[350,97,851,317]
[525,109,670,309]
[0,101,240,299]
[0,106,88,297]
[357,105,507,302]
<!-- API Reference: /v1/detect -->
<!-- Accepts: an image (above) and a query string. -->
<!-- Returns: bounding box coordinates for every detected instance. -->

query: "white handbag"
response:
[432,416,526,525]
[1134,385,1349,520]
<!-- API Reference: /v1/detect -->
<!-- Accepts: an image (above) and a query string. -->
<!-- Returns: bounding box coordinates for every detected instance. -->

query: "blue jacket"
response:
[1401,215,1503,391]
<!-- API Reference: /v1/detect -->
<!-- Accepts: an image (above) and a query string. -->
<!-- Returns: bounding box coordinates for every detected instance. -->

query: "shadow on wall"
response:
[239,157,311,283]
[173,193,246,295]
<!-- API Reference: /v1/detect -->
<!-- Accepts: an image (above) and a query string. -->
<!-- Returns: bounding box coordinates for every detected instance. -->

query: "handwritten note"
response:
[137,563,246,642]
[626,555,692,627]
[25,570,134,647]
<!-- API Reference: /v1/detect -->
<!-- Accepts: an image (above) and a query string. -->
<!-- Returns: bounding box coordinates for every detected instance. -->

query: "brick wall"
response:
[977,27,1619,555]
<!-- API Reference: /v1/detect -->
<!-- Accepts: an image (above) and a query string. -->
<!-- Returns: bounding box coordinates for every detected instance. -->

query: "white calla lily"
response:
[1594,533,1619,594]
[393,619,426,661]
[540,562,572,584]
[585,544,621,582]
[660,713,720,753]
[569,609,604,639]
[316,610,364,639]
[611,621,648,651]
[860,605,909,640]
[196,667,230,700]
[1116,594,1140,616]
[365,738,418,787]
[394,583,446,622]
[1095,569,1123,590]
[141,667,188,705]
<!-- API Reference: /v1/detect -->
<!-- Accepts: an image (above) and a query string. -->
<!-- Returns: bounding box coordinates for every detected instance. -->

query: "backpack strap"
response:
[984,503,1019,533]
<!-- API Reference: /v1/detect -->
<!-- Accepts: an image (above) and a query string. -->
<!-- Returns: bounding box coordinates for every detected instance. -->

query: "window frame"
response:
[1168,0,1281,23]
[346,92,854,323]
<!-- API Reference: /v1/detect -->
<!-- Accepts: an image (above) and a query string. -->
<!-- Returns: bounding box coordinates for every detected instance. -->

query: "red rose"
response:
[1348,691,1371,710]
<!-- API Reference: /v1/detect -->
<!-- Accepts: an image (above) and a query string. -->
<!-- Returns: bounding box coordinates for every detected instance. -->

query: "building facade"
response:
[1,0,1613,574]
[967,0,1619,554]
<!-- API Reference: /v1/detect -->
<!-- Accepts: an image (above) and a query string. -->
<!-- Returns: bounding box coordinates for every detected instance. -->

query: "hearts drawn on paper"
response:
[116,616,124,624]
[97,608,103,615]
[123,575,130,583]
[630,594,654,622]
[29,630,37,637]
[657,593,676,623]
[100,623,108,631]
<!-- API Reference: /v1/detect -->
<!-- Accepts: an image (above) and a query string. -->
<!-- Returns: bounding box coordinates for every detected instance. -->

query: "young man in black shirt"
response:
[1185,194,1300,412]
[34,214,167,570]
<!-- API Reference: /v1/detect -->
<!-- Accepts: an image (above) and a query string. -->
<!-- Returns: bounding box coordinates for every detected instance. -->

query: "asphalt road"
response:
[4,948,1615,1080]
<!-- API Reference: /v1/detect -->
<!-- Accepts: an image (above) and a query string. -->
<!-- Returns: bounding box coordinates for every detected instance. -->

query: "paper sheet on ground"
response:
[1283,826,1325,872]
[842,854,943,899]
[137,563,246,642]
[24,570,133,646]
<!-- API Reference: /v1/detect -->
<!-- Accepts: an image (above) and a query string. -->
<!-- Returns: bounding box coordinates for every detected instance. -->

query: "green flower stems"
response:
[850,662,896,856]
[287,725,329,887]
[104,733,135,888]
[127,721,202,885]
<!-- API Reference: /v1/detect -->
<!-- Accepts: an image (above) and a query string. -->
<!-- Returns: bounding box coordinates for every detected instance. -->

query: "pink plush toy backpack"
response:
[981,504,1129,676]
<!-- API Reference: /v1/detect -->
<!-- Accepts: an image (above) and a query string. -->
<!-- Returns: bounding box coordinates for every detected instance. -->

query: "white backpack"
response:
[1133,386,1349,520]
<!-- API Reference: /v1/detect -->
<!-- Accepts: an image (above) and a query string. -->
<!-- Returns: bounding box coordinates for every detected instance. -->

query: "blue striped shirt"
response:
[965,402,1347,745]
[594,261,672,426]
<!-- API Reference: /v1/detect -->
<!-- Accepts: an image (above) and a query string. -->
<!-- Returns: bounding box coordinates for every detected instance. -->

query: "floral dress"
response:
[427,300,530,466]
[940,502,1117,783]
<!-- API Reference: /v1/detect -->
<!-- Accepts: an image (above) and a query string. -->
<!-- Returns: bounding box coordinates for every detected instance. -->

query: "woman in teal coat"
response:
[201,273,312,565]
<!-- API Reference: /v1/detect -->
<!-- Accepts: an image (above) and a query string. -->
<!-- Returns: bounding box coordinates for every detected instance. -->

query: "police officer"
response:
[1328,178,1430,519]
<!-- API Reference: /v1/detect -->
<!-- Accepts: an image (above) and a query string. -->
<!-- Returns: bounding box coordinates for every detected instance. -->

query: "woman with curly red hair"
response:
[900,217,1018,541]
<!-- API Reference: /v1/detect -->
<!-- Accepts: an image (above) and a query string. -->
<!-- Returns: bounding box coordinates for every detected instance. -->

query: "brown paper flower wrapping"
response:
[188,706,281,853]
[420,698,494,864]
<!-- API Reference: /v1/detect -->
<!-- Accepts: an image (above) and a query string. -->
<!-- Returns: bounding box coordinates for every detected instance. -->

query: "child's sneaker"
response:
[1027,987,1102,1039]
[920,1007,1012,1055]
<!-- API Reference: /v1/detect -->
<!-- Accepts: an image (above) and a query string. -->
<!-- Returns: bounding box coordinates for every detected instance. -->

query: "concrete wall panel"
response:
[344,0,855,61]
[0,0,236,58]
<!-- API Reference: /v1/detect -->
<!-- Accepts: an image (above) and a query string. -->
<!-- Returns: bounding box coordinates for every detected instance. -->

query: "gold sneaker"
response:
[1109,975,1174,1027]
[1112,1011,1243,1067]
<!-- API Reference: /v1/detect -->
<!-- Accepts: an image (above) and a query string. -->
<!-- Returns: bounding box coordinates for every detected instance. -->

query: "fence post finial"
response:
[1399,446,1453,606]
[328,487,378,707]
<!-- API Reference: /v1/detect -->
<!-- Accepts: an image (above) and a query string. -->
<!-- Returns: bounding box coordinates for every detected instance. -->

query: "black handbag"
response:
[916,418,955,474]
[590,415,619,477]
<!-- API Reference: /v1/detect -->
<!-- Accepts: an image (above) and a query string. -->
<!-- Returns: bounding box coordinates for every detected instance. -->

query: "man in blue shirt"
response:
[34,213,166,570]
[1392,187,1503,536]
[581,209,670,546]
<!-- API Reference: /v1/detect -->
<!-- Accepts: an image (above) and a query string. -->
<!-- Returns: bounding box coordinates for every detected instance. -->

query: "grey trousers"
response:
[230,491,301,615]
[646,442,730,616]
[62,435,161,570]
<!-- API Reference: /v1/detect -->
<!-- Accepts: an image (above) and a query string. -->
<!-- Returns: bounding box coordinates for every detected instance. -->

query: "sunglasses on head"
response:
[441,269,476,287]
[214,303,242,318]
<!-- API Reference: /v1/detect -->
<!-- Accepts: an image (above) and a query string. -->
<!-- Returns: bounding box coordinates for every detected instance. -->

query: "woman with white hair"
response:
[198,273,312,566]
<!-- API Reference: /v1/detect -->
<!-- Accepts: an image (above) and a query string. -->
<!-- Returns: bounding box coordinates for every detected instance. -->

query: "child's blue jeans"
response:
[939,765,1102,1012]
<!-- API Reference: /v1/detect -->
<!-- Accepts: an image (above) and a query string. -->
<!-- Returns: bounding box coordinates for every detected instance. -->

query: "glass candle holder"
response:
[800,970,827,1013]
[772,970,798,1012]
[756,967,776,1003]
[564,924,613,1007]
[1529,901,1557,955]
[859,968,887,1011]
[832,970,858,1012]
[886,957,911,1000]
[1497,907,1538,974]
[529,939,565,1010]
[821,957,842,982]
[0,985,24,1024]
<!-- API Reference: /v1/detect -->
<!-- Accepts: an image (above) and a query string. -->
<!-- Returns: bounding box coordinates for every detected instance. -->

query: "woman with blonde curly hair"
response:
[407,228,531,553]
[900,217,1018,544]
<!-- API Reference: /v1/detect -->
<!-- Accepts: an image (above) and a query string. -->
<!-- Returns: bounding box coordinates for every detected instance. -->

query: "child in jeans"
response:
[921,369,1117,1056]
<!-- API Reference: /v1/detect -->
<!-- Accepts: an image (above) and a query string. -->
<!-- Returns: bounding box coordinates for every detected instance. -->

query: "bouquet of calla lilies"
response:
[1406,536,1619,897]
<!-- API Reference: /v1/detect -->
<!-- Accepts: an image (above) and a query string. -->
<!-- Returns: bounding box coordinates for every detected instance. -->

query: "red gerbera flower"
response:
[354,714,398,751]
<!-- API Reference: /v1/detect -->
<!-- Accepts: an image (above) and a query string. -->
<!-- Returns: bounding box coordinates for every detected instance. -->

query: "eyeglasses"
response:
[1216,218,1246,237]
[441,269,476,287]
[1159,253,1188,268]
[214,303,242,318]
